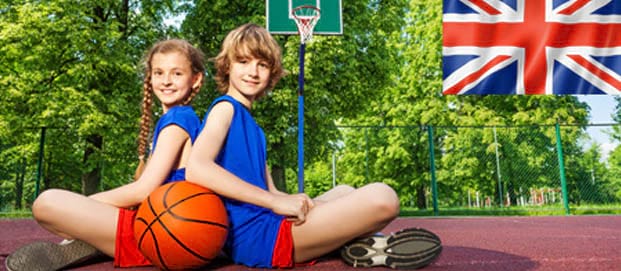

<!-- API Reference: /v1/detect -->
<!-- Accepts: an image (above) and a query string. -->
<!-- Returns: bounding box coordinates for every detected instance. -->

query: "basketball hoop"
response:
[291,5,320,193]
[291,5,321,44]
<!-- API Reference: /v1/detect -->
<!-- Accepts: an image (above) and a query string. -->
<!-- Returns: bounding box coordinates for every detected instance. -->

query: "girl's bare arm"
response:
[90,125,189,208]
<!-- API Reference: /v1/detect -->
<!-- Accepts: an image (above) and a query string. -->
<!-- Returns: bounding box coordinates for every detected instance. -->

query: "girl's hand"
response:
[270,193,315,225]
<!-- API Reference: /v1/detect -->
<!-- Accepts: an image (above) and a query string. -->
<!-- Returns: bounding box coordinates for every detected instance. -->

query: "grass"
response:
[400,204,621,216]
[0,210,32,219]
[4,204,621,219]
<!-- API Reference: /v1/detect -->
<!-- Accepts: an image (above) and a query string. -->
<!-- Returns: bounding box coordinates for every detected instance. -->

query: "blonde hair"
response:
[134,39,205,180]
[214,23,285,96]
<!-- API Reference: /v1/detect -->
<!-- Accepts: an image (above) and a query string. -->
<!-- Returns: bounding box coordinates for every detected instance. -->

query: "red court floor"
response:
[2,215,620,270]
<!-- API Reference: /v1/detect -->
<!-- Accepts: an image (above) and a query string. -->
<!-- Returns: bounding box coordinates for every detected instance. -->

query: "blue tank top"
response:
[151,105,200,183]
[202,95,284,268]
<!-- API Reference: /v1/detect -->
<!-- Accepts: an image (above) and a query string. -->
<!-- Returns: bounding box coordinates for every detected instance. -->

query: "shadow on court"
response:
[2,215,620,270]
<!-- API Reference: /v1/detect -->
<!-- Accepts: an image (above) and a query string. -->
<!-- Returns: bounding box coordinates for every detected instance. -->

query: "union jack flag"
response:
[443,0,621,95]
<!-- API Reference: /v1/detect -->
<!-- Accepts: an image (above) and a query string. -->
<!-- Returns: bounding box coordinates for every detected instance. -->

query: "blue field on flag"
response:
[442,0,621,95]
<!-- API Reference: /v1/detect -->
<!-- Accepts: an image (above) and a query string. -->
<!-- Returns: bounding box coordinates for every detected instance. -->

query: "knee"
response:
[334,184,355,194]
[365,183,400,220]
[32,189,62,222]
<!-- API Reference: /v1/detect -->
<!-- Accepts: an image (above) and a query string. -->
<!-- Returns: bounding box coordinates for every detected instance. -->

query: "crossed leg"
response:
[292,182,400,262]
[32,189,119,256]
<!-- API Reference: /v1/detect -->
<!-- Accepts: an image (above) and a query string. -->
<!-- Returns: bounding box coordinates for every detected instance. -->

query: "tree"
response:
[334,0,445,208]
[604,96,621,201]
[606,144,621,200]
[181,0,407,194]
[0,0,176,206]
[334,0,591,210]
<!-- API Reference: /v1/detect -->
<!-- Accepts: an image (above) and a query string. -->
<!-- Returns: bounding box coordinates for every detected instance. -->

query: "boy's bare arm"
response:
[186,102,312,223]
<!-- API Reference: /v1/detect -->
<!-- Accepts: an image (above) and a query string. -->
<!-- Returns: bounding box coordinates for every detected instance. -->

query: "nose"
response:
[246,61,261,77]
[163,72,173,85]
[248,64,259,77]
[157,72,172,86]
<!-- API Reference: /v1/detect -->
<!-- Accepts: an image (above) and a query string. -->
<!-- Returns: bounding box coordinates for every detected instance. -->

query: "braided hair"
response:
[134,39,205,180]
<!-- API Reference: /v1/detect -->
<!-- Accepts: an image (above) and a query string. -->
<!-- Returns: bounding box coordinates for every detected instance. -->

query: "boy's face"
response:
[150,51,201,112]
[226,55,270,105]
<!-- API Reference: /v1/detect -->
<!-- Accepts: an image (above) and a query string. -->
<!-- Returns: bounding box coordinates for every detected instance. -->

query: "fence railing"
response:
[0,125,137,210]
[2,123,620,216]
[305,123,621,216]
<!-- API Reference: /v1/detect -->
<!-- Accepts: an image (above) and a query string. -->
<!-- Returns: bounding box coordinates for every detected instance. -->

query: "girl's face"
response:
[226,55,270,107]
[150,51,201,112]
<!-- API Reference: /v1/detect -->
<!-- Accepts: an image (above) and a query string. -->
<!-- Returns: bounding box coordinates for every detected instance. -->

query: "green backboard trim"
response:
[266,0,343,35]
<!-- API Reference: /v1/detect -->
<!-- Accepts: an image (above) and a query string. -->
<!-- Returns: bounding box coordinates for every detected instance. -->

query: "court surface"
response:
[2,215,620,270]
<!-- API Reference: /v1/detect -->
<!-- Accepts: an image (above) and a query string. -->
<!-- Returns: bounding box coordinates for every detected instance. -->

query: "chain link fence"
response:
[2,124,620,216]
[313,124,621,215]
[0,126,137,211]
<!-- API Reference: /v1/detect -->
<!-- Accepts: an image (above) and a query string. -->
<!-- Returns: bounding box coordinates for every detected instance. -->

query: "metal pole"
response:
[555,123,570,215]
[332,151,336,187]
[493,126,503,207]
[100,137,105,192]
[35,127,46,199]
[365,128,369,183]
[297,43,306,193]
[427,125,439,216]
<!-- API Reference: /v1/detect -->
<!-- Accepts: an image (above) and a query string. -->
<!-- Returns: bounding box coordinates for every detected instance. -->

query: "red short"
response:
[272,219,294,268]
[113,208,151,268]
[271,219,317,268]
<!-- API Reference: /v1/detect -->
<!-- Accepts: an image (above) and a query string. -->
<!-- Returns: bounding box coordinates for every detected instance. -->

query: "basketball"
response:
[134,181,228,270]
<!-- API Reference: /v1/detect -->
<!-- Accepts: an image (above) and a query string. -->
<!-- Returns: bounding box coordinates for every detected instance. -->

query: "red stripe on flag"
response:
[443,0,621,94]
[558,0,591,15]
[469,0,502,15]
[443,55,512,95]
[567,54,621,91]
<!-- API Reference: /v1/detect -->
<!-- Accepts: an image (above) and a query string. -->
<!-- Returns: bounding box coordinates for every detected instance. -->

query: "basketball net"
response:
[291,5,321,44]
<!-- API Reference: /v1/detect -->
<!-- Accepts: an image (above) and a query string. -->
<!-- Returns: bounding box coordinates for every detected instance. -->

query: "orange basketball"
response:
[134,181,228,270]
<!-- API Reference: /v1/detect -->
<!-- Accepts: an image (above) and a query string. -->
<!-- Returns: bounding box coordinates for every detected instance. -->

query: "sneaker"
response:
[340,227,442,269]
[5,239,102,271]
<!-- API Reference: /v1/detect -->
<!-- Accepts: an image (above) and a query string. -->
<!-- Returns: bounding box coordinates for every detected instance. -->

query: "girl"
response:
[186,23,441,269]
[6,39,205,271]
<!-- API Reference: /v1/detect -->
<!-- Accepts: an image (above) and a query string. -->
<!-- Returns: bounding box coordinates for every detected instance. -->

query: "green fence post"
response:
[35,126,46,200]
[427,125,439,216]
[555,123,570,215]
[493,126,503,207]
[365,128,369,183]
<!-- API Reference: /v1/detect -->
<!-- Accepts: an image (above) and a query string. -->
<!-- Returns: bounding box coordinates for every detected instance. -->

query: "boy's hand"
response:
[270,193,314,225]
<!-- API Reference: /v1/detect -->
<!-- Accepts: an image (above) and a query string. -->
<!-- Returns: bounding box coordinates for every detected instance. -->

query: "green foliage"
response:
[605,141,621,200]
[182,0,408,192]
[0,211,33,219]
[0,0,179,203]
[310,0,597,212]
[1,0,620,216]
[401,205,621,216]
[303,161,336,198]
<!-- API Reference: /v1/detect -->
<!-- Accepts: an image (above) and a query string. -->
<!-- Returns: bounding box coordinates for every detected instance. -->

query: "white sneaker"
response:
[340,227,442,269]
[5,240,101,271]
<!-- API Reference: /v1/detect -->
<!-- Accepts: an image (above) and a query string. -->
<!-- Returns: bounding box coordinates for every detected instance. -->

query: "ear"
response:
[192,72,204,89]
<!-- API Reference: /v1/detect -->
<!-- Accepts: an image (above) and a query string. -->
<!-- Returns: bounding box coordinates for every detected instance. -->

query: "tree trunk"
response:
[81,134,102,195]
[270,165,287,193]
[416,183,427,209]
[43,151,52,190]
[14,159,25,209]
